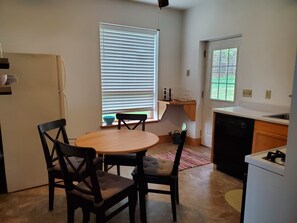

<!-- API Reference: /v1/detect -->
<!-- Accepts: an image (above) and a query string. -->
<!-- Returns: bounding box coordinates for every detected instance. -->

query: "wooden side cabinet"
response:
[252,120,288,153]
[0,86,12,95]
[158,100,196,121]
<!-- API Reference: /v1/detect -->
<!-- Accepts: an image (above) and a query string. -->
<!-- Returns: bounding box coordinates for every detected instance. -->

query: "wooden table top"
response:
[75,129,159,155]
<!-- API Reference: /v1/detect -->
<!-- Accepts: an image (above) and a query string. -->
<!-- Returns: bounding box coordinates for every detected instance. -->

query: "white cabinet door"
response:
[244,164,284,223]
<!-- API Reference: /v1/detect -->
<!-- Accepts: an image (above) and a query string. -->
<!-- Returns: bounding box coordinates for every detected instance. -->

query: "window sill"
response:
[100,118,159,129]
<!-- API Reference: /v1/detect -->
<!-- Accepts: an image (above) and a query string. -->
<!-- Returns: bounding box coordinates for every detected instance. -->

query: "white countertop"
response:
[213,106,289,125]
[245,147,286,176]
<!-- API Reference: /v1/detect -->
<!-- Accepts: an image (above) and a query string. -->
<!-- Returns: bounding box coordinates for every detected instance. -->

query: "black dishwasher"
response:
[213,113,254,179]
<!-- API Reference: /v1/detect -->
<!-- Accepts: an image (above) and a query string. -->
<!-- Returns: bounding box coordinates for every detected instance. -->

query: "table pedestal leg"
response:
[137,151,147,223]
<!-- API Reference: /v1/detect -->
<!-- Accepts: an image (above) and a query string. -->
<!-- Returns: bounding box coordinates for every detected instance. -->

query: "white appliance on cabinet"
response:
[0,52,65,192]
[244,147,286,223]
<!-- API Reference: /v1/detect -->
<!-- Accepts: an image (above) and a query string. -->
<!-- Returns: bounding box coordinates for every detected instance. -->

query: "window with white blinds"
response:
[100,23,159,118]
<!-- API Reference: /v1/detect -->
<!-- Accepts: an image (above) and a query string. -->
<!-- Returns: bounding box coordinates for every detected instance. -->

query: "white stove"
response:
[243,147,286,223]
[245,146,286,176]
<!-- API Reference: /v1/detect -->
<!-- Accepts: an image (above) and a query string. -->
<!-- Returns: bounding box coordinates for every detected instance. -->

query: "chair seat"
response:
[55,141,137,223]
[142,156,174,176]
[104,154,137,166]
[73,170,135,202]
[53,156,103,172]
[105,154,136,160]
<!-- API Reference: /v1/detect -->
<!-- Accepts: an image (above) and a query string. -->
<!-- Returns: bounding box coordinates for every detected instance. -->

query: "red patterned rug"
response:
[150,148,211,171]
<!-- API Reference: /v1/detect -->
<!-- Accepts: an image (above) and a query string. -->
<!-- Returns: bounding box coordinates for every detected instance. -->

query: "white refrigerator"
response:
[0,52,65,192]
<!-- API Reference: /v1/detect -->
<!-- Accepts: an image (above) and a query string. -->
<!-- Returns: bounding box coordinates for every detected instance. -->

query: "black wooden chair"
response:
[104,113,147,175]
[132,123,187,222]
[37,118,103,211]
[55,140,137,223]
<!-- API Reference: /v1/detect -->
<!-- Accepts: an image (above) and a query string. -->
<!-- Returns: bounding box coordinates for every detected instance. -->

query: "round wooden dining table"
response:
[75,129,159,223]
[76,129,159,155]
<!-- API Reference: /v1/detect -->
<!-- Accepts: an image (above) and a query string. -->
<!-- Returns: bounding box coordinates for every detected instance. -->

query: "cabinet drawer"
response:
[252,121,288,153]
[254,121,288,136]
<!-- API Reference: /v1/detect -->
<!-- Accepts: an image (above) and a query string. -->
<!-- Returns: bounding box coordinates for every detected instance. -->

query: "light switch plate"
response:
[265,90,271,99]
[186,69,190,76]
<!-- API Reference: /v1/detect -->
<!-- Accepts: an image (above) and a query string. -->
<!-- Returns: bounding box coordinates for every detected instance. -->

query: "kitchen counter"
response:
[211,105,289,179]
[213,106,289,125]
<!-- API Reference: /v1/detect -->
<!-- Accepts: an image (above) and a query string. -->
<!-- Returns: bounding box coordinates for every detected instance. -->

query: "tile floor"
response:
[0,143,243,223]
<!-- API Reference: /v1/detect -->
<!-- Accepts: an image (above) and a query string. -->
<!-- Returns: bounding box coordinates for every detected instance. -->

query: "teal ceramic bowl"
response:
[103,116,115,125]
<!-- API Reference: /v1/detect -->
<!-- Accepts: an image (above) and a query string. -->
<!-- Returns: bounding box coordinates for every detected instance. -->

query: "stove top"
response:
[245,147,286,175]
[262,149,286,166]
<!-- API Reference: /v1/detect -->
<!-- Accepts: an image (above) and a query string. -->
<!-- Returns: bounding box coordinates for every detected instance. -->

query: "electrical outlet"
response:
[265,90,271,99]
[186,69,190,76]
[243,89,252,97]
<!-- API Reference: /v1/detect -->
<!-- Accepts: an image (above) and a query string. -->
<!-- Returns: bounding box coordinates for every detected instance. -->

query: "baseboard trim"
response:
[185,137,201,146]
[158,135,172,143]
[158,135,201,146]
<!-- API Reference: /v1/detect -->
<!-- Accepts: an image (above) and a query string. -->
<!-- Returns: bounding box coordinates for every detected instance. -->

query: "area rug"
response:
[224,189,243,212]
[150,148,211,171]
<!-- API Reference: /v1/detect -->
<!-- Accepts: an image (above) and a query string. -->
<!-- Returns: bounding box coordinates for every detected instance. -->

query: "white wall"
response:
[0,0,183,138]
[181,0,297,138]
[2,0,296,140]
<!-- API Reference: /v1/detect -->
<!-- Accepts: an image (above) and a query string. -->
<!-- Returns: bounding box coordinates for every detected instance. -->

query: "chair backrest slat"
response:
[116,113,147,131]
[55,140,104,204]
[37,119,69,169]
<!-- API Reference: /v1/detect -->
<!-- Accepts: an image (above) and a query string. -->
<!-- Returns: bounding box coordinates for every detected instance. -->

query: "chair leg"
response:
[67,205,75,223]
[170,183,177,221]
[176,179,179,204]
[116,165,121,175]
[82,208,90,223]
[144,182,148,195]
[96,210,105,223]
[128,189,137,223]
[97,154,103,171]
[104,163,108,172]
[48,176,55,211]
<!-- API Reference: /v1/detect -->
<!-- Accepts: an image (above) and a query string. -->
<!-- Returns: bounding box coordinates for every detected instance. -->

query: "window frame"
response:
[99,23,159,122]
[209,47,239,102]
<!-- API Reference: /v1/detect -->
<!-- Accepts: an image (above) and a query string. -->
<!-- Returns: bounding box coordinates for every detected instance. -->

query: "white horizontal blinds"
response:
[100,23,158,115]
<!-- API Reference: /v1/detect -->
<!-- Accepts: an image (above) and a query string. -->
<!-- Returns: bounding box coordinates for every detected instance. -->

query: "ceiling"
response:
[128,0,201,10]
